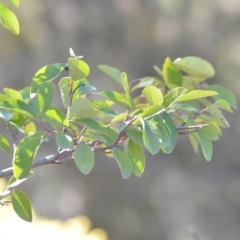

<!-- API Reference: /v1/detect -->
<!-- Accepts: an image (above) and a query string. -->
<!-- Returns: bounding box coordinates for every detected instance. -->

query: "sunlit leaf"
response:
[24,121,37,134]
[174,57,215,78]
[127,140,145,177]
[0,134,10,153]
[12,190,32,222]
[68,58,90,80]
[3,88,22,100]
[142,86,163,105]
[43,108,69,127]
[0,3,19,34]
[176,90,218,102]
[9,0,19,8]
[8,172,34,188]
[163,87,188,108]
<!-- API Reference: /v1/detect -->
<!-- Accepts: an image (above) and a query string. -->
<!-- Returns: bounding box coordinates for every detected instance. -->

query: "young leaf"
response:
[162,57,183,87]
[0,134,10,154]
[69,99,99,119]
[37,82,55,114]
[0,3,19,34]
[31,63,66,96]
[127,140,145,177]
[198,132,213,161]
[163,87,188,108]
[43,108,69,127]
[68,58,90,80]
[98,65,122,85]
[121,73,134,109]
[174,57,215,79]
[55,132,73,149]
[140,118,161,155]
[101,91,131,110]
[176,90,218,102]
[74,143,94,174]
[112,148,132,179]
[142,86,163,105]
[12,190,32,222]
[13,132,44,179]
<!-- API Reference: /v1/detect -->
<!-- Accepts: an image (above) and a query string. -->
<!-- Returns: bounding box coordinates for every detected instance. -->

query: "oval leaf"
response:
[174,57,215,78]
[74,143,94,174]
[43,108,69,127]
[142,86,163,105]
[198,132,213,161]
[55,132,73,149]
[68,58,90,80]
[112,148,132,179]
[176,90,218,102]
[12,190,32,222]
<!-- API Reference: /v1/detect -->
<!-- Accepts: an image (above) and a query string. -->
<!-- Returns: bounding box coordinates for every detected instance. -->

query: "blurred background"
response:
[0,0,240,239]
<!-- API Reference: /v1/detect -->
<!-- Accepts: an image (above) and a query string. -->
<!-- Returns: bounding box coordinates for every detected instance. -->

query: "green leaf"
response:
[37,82,55,114]
[206,105,230,128]
[162,57,183,87]
[69,99,99,119]
[74,118,105,134]
[9,0,19,8]
[31,63,66,96]
[127,140,145,177]
[74,143,94,174]
[121,73,133,109]
[140,118,161,155]
[174,56,215,78]
[0,108,12,120]
[176,90,218,102]
[0,134,10,153]
[98,65,122,85]
[131,77,156,92]
[101,91,131,110]
[112,148,132,179]
[126,127,144,146]
[55,132,73,149]
[43,108,69,127]
[140,105,164,118]
[199,126,219,141]
[198,132,213,161]
[77,79,96,95]
[214,99,232,112]
[92,100,116,116]
[204,85,237,109]
[12,190,32,222]
[3,88,22,100]
[8,172,34,188]
[0,99,38,119]
[163,87,188,108]
[160,112,178,153]
[142,86,163,105]
[111,112,128,126]
[188,133,200,153]
[13,132,44,179]
[0,3,19,34]
[68,58,90,80]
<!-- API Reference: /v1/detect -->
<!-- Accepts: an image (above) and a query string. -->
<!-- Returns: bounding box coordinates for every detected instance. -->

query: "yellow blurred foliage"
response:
[0,178,108,240]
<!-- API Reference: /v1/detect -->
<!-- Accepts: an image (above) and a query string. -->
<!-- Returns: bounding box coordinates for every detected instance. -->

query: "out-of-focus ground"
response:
[1,1,240,240]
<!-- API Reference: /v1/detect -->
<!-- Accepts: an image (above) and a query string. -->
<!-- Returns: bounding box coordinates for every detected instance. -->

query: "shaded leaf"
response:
[8,172,34,188]
[126,127,144,146]
[198,132,213,161]
[55,132,73,149]
[199,126,219,141]
[98,65,122,85]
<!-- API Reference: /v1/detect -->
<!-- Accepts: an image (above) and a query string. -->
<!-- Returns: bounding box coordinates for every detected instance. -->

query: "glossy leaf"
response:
[112,148,132,179]
[162,57,183,87]
[74,143,94,174]
[55,132,73,149]
[174,57,215,78]
[31,63,66,96]
[101,91,131,110]
[163,87,188,108]
[176,90,218,102]
[161,112,178,154]
[198,132,213,161]
[142,86,163,105]
[43,108,69,127]
[127,140,145,177]
[0,3,19,34]
[98,65,122,85]
[204,84,237,109]
[68,58,90,80]
[69,99,99,119]
[37,82,55,114]
[0,134,10,154]
[12,190,32,222]
[13,132,44,179]
[140,118,161,155]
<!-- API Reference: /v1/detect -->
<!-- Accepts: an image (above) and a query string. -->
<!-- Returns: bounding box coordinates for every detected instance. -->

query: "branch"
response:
[0,149,74,179]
